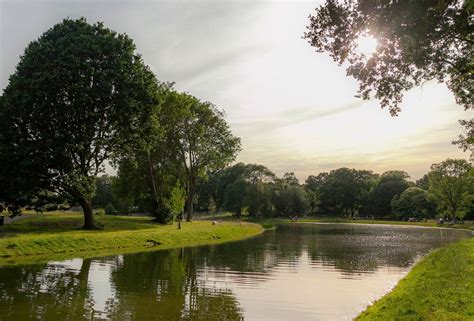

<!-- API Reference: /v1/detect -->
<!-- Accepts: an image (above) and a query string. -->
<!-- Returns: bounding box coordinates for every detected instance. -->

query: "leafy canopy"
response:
[428,158,473,219]
[304,0,473,115]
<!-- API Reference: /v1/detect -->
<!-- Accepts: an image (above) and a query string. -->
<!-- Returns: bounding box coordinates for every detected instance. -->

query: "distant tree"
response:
[223,179,247,218]
[428,159,473,220]
[208,196,217,217]
[367,171,411,217]
[391,187,437,220]
[105,203,117,215]
[318,168,376,216]
[204,163,275,217]
[195,172,219,212]
[304,173,329,214]
[213,163,250,209]
[462,195,474,220]
[272,181,309,217]
[0,18,160,229]
[244,164,276,184]
[415,174,430,190]
[282,172,300,186]
[304,0,472,115]
[246,182,273,218]
[92,175,125,211]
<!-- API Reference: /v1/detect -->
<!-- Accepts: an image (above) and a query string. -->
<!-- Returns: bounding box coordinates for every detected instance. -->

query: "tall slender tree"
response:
[162,92,241,221]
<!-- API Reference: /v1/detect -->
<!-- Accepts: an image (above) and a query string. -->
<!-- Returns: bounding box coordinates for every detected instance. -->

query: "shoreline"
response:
[355,237,474,320]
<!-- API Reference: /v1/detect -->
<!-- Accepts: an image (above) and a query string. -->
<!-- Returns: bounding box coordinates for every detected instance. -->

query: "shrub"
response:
[105,203,117,215]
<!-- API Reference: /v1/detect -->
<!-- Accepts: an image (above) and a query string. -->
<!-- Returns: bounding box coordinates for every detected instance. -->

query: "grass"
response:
[0,212,263,266]
[356,237,474,321]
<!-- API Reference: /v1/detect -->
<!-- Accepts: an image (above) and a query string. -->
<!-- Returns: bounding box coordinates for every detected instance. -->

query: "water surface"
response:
[0,223,471,320]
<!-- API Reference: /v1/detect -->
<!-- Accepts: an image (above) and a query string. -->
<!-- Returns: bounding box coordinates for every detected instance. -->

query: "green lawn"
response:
[356,237,474,321]
[0,212,263,266]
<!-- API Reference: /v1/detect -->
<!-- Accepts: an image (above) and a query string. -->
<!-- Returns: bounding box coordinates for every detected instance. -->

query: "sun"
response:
[356,35,378,57]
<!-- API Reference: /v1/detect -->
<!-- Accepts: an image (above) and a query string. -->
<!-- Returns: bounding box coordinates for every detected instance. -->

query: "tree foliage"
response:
[391,187,437,220]
[428,158,473,219]
[272,180,308,217]
[453,119,474,161]
[304,0,473,115]
[318,168,376,216]
[367,171,411,216]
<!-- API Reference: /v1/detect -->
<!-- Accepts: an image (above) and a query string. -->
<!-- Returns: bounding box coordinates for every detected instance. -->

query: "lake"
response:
[0,223,471,321]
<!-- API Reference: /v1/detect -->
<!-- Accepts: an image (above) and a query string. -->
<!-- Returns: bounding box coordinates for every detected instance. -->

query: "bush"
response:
[44,204,59,212]
[94,208,105,217]
[105,203,117,215]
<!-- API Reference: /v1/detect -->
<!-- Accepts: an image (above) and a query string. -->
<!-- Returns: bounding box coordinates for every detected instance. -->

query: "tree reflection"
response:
[0,258,93,320]
[107,248,244,320]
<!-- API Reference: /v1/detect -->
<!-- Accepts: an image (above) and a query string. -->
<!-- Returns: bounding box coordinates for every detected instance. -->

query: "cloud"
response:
[231,100,365,135]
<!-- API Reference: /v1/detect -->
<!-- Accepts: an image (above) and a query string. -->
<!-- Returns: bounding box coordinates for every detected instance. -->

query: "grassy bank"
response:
[356,237,474,320]
[0,213,263,266]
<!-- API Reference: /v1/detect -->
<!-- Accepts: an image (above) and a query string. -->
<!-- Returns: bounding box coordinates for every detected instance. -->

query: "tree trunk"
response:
[186,175,195,222]
[186,194,193,222]
[80,199,94,230]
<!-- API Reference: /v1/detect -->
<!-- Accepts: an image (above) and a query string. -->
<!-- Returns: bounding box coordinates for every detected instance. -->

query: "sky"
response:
[1,0,470,181]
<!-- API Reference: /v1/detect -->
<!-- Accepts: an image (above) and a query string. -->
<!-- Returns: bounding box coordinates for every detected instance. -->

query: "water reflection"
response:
[0,224,471,320]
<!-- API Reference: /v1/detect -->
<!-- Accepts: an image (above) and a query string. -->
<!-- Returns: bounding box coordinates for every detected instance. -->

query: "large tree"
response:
[428,158,473,220]
[0,18,160,229]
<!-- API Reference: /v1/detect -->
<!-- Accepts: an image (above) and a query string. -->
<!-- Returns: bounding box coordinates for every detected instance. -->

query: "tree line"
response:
[89,158,473,222]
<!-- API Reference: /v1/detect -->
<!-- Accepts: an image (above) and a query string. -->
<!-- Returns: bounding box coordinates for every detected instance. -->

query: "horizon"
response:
[1,0,470,181]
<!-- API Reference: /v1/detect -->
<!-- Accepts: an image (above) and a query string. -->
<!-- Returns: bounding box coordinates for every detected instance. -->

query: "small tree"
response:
[208,196,217,218]
[168,183,186,229]
[105,203,117,215]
